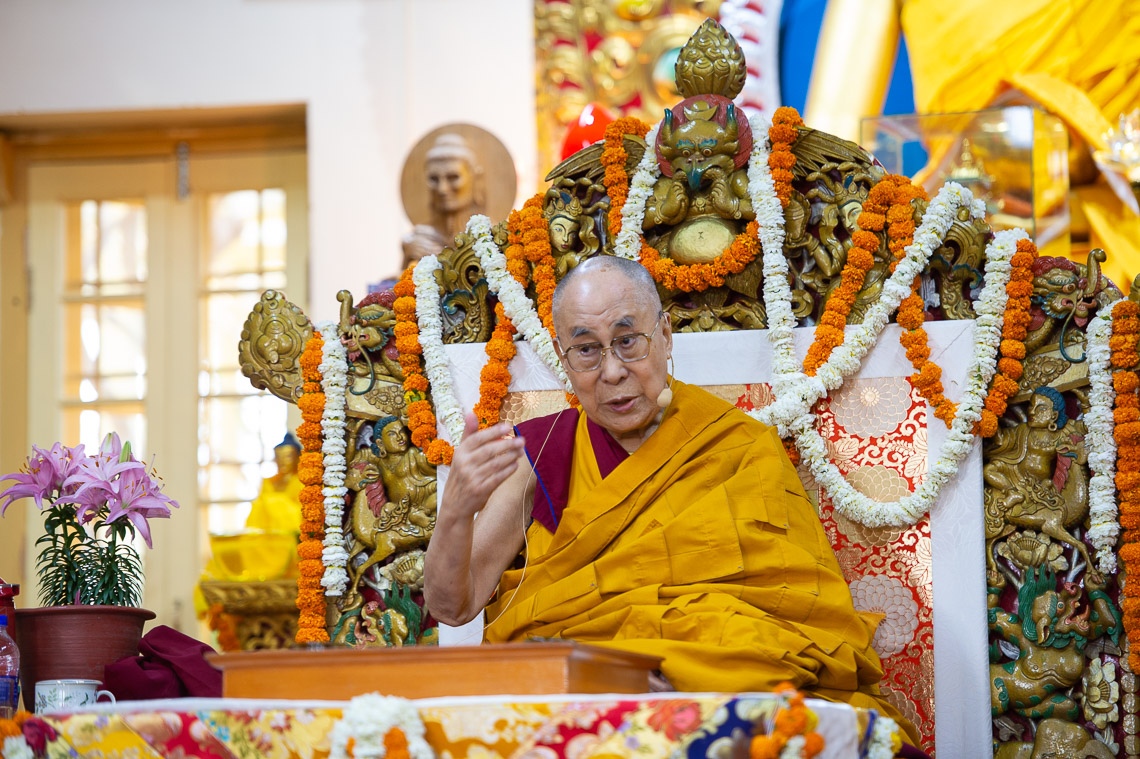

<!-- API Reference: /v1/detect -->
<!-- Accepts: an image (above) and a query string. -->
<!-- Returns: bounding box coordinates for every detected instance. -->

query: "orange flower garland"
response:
[803,174,925,376]
[975,239,1037,437]
[601,116,652,237]
[394,265,453,465]
[750,683,824,759]
[768,106,804,210]
[639,222,762,292]
[295,331,329,644]
[472,301,518,426]
[1111,299,1140,671]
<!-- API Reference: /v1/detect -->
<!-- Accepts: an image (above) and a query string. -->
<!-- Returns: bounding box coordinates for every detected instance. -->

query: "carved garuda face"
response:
[656,94,752,190]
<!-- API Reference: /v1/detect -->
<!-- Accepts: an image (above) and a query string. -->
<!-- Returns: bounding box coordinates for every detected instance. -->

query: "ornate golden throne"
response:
[236,19,1129,759]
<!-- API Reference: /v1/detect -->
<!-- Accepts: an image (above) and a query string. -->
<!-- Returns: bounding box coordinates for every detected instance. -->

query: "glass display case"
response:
[861,107,1070,256]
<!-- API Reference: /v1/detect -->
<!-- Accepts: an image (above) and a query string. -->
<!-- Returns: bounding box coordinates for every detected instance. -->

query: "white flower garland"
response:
[329,693,434,759]
[1086,305,1121,574]
[751,169,1015,527]
[413,256,465,445]
[318,321,350,596]
[866,714,901,759]
[798,228,1021,527]
[756,181,987,436]
[613,123,661,261]
[465,214,573,392]
[2,736,34,759]
[780,734,807,758]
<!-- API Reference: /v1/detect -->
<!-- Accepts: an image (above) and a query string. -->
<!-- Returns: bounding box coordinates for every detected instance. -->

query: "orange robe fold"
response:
[485,382,912,736]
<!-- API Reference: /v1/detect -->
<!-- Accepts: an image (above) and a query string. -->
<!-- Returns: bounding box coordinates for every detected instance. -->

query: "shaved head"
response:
[552,256,662,323]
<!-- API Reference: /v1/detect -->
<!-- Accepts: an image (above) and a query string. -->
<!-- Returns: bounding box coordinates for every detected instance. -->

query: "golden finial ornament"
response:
[674,18,747,100]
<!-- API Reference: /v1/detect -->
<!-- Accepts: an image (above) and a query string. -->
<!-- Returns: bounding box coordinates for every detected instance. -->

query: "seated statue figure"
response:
[423,256,919,745]
[245,433,304,535]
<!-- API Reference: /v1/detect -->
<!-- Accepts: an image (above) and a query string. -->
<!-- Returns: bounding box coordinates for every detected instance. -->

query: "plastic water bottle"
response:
[0,614,19,718]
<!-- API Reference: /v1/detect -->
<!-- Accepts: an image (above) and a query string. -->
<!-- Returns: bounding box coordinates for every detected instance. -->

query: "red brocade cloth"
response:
[103,625,222,700]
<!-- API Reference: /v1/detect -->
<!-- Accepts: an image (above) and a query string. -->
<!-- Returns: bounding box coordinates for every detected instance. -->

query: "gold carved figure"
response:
[345,416,437,593]
[988,566,1120,721]
[983,387,1091,570]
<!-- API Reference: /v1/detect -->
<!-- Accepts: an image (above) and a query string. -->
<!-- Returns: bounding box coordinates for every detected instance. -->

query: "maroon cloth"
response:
[102,624,222,700]
[515,409,629,533]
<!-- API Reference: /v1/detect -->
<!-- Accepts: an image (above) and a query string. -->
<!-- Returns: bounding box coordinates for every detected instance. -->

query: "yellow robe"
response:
[485,382,913,737]
[245,475,303,534]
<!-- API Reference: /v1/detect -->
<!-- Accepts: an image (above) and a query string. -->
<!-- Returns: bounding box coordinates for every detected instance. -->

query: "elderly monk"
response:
[423,256,916,741]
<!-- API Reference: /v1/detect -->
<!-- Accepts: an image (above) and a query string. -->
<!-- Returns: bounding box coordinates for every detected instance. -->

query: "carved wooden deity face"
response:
[379,420,409,455]
[548,214,581,255]
[425,156,475,215]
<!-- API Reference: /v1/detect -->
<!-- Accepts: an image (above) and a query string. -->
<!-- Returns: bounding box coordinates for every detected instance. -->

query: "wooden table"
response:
[207,642,663,699]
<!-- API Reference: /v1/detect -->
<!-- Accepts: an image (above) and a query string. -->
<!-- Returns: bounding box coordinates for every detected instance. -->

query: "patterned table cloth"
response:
[19,693,889,758]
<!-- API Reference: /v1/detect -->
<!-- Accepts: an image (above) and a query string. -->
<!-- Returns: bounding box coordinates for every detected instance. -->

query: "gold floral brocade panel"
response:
[715,380,936,752]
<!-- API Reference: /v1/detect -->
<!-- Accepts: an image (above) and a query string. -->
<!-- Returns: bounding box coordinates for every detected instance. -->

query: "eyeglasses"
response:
[560,318,663,373]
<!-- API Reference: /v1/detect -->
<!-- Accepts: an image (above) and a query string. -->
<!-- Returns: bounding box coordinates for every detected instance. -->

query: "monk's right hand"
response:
[444,412,527,520]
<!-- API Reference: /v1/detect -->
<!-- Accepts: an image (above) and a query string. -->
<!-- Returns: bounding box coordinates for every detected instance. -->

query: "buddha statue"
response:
[245,433,304,535]
[401,133,486,270]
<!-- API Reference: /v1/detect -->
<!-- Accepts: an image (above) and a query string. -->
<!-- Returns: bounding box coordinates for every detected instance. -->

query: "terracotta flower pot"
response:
[13,605,154,711]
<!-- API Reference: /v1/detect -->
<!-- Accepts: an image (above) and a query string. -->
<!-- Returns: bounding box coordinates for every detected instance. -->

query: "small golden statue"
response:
[245,433,304,535]
[346,416,437,590]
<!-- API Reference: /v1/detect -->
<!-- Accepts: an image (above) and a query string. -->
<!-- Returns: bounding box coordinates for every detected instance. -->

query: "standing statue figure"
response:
[399,126,518,271]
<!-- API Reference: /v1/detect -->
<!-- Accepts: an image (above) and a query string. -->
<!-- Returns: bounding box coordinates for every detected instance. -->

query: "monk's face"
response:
[554,268,672,445]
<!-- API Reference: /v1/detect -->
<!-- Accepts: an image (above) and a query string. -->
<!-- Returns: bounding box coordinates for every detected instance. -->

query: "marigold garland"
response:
[749,683,824,758]
[1111,299,1140,671]
[975,239,1037,437]
[393,265,453,465]
[804,174,925,377]
[295,331,329,644]
[472,300,517,426]
[639,221,762,292]
[769,106,804,209]
[206,603,241,652]
[602,116,652,237]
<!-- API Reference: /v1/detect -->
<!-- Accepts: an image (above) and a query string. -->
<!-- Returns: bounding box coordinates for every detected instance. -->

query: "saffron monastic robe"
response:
[485,381,914,736]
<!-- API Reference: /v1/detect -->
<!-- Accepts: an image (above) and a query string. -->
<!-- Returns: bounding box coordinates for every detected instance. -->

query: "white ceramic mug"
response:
[34,679,115,713]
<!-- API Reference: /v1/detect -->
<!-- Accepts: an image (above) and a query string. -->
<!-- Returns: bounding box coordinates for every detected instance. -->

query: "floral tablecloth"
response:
[12,693,887,758]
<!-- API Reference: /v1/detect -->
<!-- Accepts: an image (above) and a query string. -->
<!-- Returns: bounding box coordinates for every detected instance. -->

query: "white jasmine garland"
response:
[613,123,662,261]
[780,734,807,758]
[1086,305,1121,574]
[318,320,350,596]
[802,228,1021,527]
[753,171,1017,527]
[2,736,34,759]
[329,693,434,759]
[413,256,466,445]
[466,214,574,392]
[866,714,901,759]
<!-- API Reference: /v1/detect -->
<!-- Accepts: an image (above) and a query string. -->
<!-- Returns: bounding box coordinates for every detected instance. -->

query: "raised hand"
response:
[443,412,527,520]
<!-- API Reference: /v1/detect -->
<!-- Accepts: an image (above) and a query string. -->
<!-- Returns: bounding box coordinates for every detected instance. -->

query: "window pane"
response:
[98,201,147,284]
[200,187,294,547]
[63,199,149,452]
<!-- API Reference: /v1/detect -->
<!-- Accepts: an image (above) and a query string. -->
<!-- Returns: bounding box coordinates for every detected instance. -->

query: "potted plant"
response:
[0,433,178,708]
